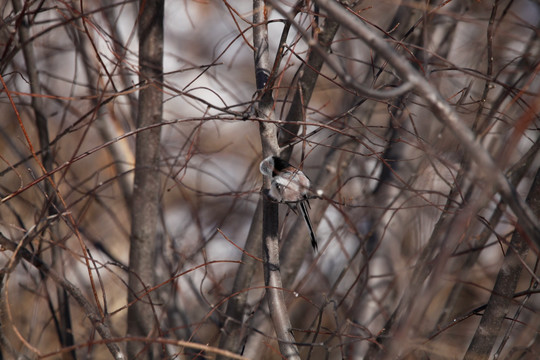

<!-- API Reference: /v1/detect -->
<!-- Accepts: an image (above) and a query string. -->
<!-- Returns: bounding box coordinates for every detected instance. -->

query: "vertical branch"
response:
[254,0,279,155]
[127,0,164,358]
[253,0,300,358]
[278,15,340,158]
[218,1,293,355]
[266,0,346,277]
[472,0,499,134]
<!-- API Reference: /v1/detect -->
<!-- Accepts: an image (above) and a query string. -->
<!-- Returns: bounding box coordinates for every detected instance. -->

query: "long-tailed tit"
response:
[259,156,318,251]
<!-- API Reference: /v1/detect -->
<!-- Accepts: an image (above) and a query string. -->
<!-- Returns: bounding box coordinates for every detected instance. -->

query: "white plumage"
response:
[259,156,318,251]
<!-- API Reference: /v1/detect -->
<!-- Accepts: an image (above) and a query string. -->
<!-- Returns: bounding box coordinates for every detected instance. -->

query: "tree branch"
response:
[127,0,164,358]
[253,0,300,358]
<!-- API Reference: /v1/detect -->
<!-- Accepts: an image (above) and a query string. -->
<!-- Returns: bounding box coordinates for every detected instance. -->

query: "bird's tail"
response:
[299,201,318,252]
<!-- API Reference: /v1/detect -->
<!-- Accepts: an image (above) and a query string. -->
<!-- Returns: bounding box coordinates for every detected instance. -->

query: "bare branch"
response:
[253,0,300,358]
[126,0,164,358]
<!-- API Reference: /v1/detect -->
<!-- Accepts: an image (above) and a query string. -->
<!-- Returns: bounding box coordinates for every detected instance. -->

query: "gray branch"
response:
[253,0,300,358]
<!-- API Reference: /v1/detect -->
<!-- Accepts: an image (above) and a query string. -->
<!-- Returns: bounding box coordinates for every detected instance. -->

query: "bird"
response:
[259,155,318,251]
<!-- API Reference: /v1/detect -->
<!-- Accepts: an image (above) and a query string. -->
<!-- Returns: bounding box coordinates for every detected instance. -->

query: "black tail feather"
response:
[299,201,318,251]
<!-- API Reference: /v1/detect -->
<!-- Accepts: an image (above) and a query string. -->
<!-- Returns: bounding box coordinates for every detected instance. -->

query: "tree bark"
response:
[127,0,164,358]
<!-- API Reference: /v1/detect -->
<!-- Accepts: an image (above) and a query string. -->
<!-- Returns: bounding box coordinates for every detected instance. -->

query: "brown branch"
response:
[126,0,164,358]
[472,0,499,134]
[276,3,341,157]
[40,336,249,360]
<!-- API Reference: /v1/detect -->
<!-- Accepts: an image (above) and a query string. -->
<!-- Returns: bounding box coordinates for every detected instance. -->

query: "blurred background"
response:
[0,0,539,359]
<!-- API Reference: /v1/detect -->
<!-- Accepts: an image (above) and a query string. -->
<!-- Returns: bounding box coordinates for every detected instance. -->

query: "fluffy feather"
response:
[259,156,318,251]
